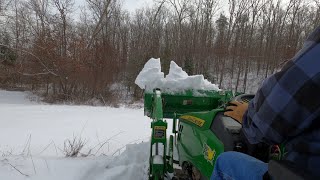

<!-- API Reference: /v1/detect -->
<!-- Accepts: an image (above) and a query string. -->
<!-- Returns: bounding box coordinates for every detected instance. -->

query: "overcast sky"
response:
[73,0,294,19]
[122,0,154,12]
[73,0,229,19]
[74,0,154,13]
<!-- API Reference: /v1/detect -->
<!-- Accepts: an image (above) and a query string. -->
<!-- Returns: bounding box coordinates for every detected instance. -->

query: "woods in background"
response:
[0,0,319,104]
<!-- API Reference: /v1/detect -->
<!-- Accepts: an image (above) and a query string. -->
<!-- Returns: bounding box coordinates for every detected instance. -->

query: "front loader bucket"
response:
[144,90,233,119]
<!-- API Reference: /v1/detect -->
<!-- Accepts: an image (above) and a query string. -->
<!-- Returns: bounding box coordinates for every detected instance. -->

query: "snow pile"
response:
[166,61,188,80]
[104,142,149,179]
[135,58,220,93]
[0,142,149,180]
[135,58,164,90]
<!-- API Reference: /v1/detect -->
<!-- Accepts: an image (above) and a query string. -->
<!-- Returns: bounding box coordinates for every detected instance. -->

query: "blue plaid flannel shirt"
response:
[242,26,320,176]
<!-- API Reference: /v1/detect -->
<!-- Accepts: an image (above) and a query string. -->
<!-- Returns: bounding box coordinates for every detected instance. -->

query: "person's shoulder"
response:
[306,26,320,43]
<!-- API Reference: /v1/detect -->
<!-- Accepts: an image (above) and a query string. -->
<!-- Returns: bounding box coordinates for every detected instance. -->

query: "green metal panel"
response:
[144,90,233,119]
[177,109,225,179]
[149,90,167,180]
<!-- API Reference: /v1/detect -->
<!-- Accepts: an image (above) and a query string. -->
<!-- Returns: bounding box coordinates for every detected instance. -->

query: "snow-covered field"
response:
[0,90,158,180]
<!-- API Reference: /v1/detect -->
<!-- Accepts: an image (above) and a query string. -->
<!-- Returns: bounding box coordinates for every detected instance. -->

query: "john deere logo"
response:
[203,144,216,165]
[180,115,205,127]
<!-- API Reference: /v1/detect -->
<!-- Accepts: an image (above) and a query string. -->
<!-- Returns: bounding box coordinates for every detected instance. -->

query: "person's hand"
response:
[224,101,249,124]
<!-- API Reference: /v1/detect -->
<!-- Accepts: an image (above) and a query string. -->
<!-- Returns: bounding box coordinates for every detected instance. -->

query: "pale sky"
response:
[123,0,154,12]
[73,0,295,20]
[74,0,154,13]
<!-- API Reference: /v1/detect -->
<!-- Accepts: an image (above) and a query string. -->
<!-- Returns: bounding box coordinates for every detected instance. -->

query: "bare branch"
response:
[0,44,58,77]
[86,0,112,49]
[7,162,29,177]
[18,72,52,76]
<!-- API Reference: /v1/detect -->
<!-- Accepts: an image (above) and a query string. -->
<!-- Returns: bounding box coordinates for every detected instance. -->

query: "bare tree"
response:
[53,0,74,57]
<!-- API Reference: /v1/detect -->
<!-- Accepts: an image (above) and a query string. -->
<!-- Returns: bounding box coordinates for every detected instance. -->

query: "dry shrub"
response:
[63,136,86,157]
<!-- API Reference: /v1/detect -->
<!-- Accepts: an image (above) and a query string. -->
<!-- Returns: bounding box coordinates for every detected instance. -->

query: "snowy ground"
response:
[0,90,162,180]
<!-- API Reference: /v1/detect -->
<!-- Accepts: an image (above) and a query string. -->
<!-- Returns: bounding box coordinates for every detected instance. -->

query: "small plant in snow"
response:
[63,136,86,157]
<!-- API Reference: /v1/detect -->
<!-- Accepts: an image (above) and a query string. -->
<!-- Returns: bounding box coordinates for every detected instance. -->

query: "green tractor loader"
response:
[144,88,291,180]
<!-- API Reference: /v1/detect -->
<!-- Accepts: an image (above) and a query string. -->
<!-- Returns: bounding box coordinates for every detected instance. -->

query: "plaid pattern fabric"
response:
[242,26,320,176]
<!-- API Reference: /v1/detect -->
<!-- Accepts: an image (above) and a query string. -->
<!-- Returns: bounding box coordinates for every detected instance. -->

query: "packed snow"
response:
[135,58,164,91]
[135,58,220,93]
[0,90,169,180]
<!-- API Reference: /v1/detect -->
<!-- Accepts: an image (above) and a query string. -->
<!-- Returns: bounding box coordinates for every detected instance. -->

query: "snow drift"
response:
[0,142,150,180]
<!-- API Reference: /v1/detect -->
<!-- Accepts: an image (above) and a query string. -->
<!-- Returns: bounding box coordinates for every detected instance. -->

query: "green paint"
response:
[146,89,234,179]
[177,109,225,179]
[149,89,167,180]
[144,90,233,119]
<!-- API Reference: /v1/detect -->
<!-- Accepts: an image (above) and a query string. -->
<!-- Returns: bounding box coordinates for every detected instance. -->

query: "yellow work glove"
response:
[224,101,249,124]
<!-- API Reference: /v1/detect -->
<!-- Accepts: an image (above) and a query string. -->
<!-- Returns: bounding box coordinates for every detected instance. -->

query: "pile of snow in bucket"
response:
[135,58,220,94]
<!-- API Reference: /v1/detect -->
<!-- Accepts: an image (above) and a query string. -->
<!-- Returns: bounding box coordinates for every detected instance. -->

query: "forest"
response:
[0,0,319,104]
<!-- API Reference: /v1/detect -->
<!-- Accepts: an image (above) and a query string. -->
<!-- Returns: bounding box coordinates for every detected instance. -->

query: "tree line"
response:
[0,0,319,104]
